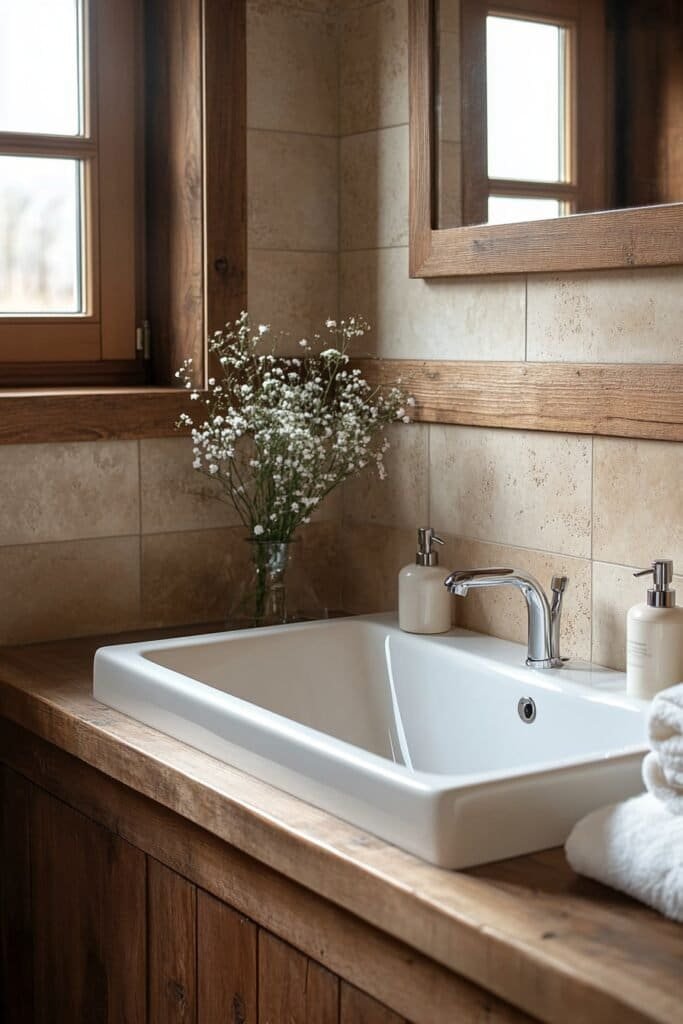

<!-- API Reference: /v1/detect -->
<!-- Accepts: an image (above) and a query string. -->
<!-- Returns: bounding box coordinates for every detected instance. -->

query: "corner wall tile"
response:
[430,425,592,558]
[340,523,415,614]
[248,130,338,252]
[140,438,241,535]
[343,423,429,529]
[248,250,338,350]
[340,248,526,360]
[0,536,140,645]
[0,441,139,547]
[142,527,247,628]
[247,3,337,135]
[339,0,409,135]
[340,126,409,250]
[527,267,683,363]
[593,437,683,569]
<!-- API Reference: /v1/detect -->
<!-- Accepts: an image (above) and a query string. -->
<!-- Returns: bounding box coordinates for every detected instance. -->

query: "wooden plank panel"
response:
[1,356,681,444]
[340,983,407,1024]
[0,388,190,445]
[357,359,683,442]
[197,891,257,1024]
[97,0,140,361]
[259,931,339,1024]
[0,766,33,1024]
[0,721,532,1024]
[1,689,679,1024]
[148,858,197,1024]
[30,786,146,1024]
[0,321,101,363]
[145,0,204,385]
[0,358,145,388]
[203,0,247,335]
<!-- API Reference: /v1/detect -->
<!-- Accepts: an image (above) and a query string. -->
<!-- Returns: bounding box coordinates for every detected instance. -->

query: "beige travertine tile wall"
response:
[337,0,683,670]
[0,435,342,645]
[247,0,339,349]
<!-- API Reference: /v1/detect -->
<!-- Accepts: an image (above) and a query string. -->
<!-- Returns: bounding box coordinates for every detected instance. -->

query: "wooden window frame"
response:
[0,0,247,440]
[410,0,683,277]
[0,0,142,385]
[459,0,607,225]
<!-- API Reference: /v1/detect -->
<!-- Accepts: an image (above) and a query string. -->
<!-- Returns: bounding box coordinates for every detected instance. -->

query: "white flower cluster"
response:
[176,313,412,542]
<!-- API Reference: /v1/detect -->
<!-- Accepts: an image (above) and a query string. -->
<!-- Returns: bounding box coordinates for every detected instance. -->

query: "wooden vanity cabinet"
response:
[0,763,409,1024]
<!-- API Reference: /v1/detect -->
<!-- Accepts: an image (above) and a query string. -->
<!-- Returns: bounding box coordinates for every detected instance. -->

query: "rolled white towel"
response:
[565,794,683,923]
[642,751,683,815]
[648,683,683,789]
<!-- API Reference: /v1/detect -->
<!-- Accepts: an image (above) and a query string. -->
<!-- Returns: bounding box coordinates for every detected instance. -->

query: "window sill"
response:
[0,387,192,446]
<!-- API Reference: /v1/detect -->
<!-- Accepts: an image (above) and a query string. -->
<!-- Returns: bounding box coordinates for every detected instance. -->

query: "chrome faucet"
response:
[444,568,569,669]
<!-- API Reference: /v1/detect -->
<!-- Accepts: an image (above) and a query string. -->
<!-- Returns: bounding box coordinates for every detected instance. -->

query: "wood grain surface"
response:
[410,0,683,277]
[358,359,683,442]
[148,859,197,1024]
[197,893,258,1024]
[0,388,191,445]
[31,786,146,1024]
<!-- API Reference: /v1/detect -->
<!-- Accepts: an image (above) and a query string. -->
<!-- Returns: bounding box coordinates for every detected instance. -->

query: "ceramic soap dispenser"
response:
[398,528,451,634]
[627,559,683,699]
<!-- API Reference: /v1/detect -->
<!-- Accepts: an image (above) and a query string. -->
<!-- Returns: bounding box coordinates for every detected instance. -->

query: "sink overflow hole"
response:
[518,697,537,723]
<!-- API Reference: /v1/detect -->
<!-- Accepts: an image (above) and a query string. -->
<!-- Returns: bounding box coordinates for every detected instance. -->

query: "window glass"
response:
[486,15,565,182]
[488,195,562,225]
[0,0,83,136]
[0,156,83,314]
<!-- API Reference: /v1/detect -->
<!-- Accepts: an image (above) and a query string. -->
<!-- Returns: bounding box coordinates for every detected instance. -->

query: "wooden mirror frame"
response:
[409,0,683,278]
[396,0,683,443]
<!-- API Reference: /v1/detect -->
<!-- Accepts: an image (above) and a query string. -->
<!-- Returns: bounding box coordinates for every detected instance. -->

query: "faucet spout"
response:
[444,567,568,668]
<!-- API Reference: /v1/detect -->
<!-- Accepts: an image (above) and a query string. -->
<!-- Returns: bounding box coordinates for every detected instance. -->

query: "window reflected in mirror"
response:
[435,0,683,229]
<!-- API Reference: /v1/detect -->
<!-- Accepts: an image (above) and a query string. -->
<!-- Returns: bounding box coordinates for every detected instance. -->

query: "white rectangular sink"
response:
[94,615,648,868]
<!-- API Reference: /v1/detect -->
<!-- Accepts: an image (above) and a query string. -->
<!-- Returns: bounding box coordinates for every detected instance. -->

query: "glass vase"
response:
[227,539,326,629]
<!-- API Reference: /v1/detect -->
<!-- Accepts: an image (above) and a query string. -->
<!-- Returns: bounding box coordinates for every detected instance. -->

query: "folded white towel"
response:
[565,794,683,923]
[642,751,683,814]
[648,683,683,789]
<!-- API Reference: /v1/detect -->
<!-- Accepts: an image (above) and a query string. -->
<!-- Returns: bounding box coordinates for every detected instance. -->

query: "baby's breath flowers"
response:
[176,313,411,542]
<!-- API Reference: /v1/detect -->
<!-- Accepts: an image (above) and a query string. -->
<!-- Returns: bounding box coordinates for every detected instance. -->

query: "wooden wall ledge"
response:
[1,360,681,446]
[358,360,683,443]
[0,387,191,445]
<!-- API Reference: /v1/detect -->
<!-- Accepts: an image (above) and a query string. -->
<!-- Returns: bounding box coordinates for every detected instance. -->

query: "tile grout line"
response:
[528,274,532,362]
[339,122,409,141]
[426,423,432,527]
[248,125,339,141]
[8,528,657,571]
[336,0,349,613]
[249,245,340,256]
[589,434,595,660]
[137,439,143,624]
[250,0,338,15]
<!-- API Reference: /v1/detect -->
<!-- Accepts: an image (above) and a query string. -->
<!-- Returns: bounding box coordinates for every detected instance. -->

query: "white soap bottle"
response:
[399,528,451,634]
[626,559,683,700]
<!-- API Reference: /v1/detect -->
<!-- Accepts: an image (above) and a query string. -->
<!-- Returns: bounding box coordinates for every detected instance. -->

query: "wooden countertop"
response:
[0,626,680,1024]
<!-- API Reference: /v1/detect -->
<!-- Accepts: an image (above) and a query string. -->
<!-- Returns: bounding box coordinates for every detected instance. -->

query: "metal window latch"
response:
[136,320,152,360]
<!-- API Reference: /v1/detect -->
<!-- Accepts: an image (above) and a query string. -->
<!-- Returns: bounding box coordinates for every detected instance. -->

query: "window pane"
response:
[0,0,82,136]
[0,156,83,314]
[488,195,561,225]
[486,16,565,182]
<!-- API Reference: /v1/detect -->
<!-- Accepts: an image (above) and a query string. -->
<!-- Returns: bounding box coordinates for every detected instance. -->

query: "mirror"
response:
[435,0,683,229]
